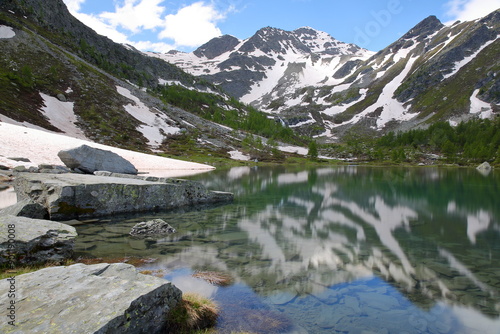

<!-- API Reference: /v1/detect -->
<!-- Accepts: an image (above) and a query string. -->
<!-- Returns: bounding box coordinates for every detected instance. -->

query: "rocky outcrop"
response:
[0,263,182,333]
[0,215,76,265]
[130,219,176,236]
[14,173,234,220]
[58,145,138,175]
[194,34,240,59]
[477,161,492,171]
[0,199,48,219]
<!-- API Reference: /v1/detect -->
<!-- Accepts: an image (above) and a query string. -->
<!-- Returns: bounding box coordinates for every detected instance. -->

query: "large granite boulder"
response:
[14,173,234,220]
[57,145,138,175]
[0,263,182,333]
[0,215,76,265]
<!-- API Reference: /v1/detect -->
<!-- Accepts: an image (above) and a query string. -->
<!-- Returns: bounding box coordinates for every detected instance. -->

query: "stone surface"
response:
[0,263,182,333]
[14,173,234,220]
[0,199,48,219]
[130,218,176,236]
[0,215,76,265]
[57,145,138,174]
[477,161,492,171]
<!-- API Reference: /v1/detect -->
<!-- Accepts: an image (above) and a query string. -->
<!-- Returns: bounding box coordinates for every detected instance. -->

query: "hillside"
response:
[157,11,499,141]
[0,0,301,163]
[0,0,498,165]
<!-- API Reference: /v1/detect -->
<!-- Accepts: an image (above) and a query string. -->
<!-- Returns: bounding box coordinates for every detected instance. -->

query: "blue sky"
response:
[62,0,500,53]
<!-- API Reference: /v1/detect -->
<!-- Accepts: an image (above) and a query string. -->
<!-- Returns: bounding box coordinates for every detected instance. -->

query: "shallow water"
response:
[74,166,500,333]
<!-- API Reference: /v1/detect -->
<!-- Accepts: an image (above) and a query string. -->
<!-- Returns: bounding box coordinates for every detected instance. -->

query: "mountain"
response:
[0,0,300,162]
[0,0,498,163]
[154,11,500,141]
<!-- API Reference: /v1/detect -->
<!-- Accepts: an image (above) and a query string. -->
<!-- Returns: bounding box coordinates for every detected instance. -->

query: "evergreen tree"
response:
[308,140,319,160]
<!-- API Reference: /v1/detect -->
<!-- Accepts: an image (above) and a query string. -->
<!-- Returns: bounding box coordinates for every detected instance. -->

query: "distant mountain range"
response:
[0,0,498,160]
[153,11,499,140]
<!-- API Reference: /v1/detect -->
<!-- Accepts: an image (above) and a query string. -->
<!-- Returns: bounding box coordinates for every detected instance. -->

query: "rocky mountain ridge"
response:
[157,11,500,141]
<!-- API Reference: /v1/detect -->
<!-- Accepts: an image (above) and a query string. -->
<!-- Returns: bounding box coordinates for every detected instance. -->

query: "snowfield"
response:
[0,122,215,177]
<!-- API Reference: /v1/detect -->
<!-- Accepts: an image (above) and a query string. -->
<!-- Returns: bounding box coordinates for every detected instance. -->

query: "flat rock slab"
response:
[0,263,182,333]
[0,215,76,265]
[14,173,233,220]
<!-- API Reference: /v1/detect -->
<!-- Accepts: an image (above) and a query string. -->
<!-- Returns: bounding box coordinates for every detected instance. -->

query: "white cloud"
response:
[73,12,131,44]
[159,2,225,47]
[444,0,500,23]
[99,0,165,33]
[64,0,85,13]
[133,40,176,53]
[62,0,231,52]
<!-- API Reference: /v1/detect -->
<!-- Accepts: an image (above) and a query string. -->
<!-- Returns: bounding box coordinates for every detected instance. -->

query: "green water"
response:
[74,166,500,333]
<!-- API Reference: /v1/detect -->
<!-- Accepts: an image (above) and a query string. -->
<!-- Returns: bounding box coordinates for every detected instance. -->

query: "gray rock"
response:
[38,164,71,174]
[0,199,48,219]
[476,161,492,176]
[130,219,176,236]
[57,144,138,175]
[0,263,182,333]
[12,166,27,173]
[7,157,31,162]
[477,161,492,171]
[14,173,234,220]
[56,93,67,102]
[0,215,76,265]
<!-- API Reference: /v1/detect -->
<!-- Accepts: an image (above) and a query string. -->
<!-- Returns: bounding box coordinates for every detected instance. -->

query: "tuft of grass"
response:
[0,259,75,279]
[166,292,219,333]
[192,271,234,287]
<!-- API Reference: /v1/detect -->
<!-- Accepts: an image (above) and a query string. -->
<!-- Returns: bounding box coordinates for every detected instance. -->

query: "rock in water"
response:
[0,215,76,265]
[130,219,176,236]
[477,161,492,171]
[57,144,138,174]
[0,263,182,333]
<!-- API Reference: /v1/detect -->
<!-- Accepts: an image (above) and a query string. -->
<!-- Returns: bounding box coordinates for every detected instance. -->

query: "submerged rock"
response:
[0,263,182,333]
[57,144,138,174]
[130,218,176,236]
[0,215,76,265]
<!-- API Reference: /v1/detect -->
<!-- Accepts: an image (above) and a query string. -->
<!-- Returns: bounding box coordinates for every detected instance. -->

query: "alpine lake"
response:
[72,166,500,334]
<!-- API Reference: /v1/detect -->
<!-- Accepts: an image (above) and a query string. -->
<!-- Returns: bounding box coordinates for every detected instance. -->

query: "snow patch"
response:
[443,37,498,80]
[279,145,308,155]
[39,93,87,139]
[228,150,251,161]
[0,122,214,176]
[116,86,181,148]
[469,89,493,119]
[0,25,15,39]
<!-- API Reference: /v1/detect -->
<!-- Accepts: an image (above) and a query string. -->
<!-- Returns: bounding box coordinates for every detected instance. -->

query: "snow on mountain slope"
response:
[117,86,181,149]
[150,11,499,142]
[149,27,373,106]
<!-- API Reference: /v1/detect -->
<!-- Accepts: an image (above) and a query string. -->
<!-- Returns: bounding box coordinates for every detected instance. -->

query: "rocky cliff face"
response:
[157,11,500,140]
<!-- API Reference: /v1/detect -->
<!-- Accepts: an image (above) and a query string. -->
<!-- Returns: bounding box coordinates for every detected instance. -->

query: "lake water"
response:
[73,166,500,334]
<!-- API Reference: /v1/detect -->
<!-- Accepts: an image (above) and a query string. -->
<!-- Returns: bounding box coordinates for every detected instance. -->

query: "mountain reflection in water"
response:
[74,166,500,333]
